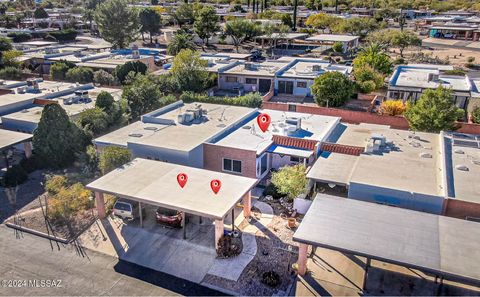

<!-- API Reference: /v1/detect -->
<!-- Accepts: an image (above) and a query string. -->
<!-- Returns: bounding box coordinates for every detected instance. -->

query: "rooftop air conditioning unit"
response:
[428,73,439,82]
[244,62,255,70]
[312,65,322,72]
[285,117,302,130]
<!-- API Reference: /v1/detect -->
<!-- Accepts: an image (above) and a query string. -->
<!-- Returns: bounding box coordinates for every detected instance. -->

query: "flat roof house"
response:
[307,122,480,219]
[387,64,473,111]
[306,34,360,53]
[94,101,255,168]
[1,84,122,134]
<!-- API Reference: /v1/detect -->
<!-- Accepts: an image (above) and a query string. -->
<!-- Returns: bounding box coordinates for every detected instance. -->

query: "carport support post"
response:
[243,191,251,218]
[362,257,371,292]
[95,192,106,219]
[297,243,309,276]
[139,202,143,228]
[23,142,32,158]
[182,212,186,239]
[214,219,224,250]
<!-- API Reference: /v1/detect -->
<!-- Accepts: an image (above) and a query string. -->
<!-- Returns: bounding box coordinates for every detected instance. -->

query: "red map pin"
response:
[257,113,271,133]
[210,179,221,194]
[177,173,188,188]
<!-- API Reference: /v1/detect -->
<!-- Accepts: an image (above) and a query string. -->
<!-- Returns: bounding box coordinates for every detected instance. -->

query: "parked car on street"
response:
[113,199,145,221]
[156,207,183,228]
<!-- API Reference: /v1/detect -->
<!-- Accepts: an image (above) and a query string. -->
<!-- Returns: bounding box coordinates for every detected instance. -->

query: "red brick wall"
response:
[262,101,480,134]
[203,143,258,179]
[443,198,480,220]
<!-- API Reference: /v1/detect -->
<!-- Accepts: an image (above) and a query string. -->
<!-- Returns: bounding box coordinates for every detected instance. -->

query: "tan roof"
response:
[87,158,257,219]
[0,129,32,149]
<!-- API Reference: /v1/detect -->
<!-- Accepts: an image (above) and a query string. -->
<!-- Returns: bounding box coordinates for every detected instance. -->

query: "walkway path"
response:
[242,199,274,235]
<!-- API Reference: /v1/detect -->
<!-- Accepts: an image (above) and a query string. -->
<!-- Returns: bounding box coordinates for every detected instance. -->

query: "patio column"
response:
[139,202,143,228]
[214,218,224,250]
[95,192,106,219]
[243,191,251,218]
[23,142,32,158]
[297,243,309,276]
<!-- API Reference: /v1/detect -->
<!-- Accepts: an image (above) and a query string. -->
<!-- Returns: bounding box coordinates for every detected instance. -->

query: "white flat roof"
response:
[0,129,32,149]
[257,33,308,40]
[213,109,340,154]
[87,158,257,220]
[307,152,358,186]
[314,123,444,196]
[306,34,360,42]
[390,66,471,91]
[221,60,289,77]
[95,102,255,152]
[294,194,480,284]
[276,59,352,79]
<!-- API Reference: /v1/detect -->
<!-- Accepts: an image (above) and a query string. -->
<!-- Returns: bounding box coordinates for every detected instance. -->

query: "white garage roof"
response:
[294,194,480,284]
[87,158,257,220]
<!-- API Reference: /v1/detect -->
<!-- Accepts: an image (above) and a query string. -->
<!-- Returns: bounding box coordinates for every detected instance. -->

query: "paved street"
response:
[0,225,223,296]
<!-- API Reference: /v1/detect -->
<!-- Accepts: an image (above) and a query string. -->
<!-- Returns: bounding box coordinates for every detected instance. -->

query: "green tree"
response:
[94,0,139,49]
[95,91,115,111]
[472,107,480,124]
[367,29,421,57]
[311,72,353,107]
[333,17,381,38]
[115,60,147,84]
[169,3,196,27]
[193,6,219,46]
[353,64,384,93]
[50,61,75,80]
[139,8,161,44]
[332,41,343,53]
[0,67,22,80]
[404,87,464,133]
[123,74,163,119]
[170,49,208,92]
[34,7,49,19]
[271,164,307,202]
[33,104,89,169]
[66,67,94,83]
[84,0,104,32]
[78,107,109,136]
[93,69,116,85]
[353,43,393,75]
[0,36,12,51]
[167,32,196,55]
[224,19,250,52]
[99,146,132,174]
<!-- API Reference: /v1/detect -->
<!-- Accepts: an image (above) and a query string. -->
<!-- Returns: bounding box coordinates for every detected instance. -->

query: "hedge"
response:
[179,92,263,108]
[49,29,78,42]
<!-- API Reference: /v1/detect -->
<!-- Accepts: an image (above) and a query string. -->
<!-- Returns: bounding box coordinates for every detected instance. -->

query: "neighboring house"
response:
[387,64,473,111]
[0,81,122,133]
[94,101,340,179]
[307,122,480,219]
[215,57,352,96]
[306,34,360,53]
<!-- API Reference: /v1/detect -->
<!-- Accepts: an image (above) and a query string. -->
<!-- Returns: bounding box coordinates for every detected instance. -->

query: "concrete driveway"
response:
[78,204,252,285]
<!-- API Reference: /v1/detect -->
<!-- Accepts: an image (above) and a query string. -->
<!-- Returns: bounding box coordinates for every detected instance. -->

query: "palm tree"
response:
[167,32,196,55]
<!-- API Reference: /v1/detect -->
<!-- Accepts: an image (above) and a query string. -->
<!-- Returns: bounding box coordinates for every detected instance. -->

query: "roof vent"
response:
[454,149,465,154]
[242,125,251,130]
[128,133,143,137]
[411,141,421,148]
[472,159,480,165]
[420,152,432,158]
[144,127,158,131]
[456,165,469,171]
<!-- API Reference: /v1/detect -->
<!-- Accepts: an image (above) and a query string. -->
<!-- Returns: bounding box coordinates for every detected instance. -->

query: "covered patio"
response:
[294,194,480,291]
[0,129,33,169]
[86,158,257,249]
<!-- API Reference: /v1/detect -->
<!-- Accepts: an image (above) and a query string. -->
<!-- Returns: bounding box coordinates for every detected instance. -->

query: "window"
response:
[297,81,307,88]
[226,76,238,83]
[278,80,294,94]
[246,78,257,84]
[290,156,300,163]
[260,153,268,175]
[288,104,297,112]
[223,158,242,173]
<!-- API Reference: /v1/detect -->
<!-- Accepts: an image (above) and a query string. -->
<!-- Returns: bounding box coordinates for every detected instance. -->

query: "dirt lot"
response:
[390,47,480,68]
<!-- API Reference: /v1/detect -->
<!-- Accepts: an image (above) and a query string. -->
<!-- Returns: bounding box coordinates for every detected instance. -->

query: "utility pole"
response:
[293,0,298,31]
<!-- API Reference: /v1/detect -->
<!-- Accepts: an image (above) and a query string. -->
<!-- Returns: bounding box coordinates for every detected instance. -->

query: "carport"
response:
[0,129,33,167]
[86,158,257,249]
[294,194,480,291]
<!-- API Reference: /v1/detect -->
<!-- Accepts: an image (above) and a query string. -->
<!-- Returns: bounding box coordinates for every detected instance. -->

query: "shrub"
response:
[99,146,132,174]
[472,106,480,124]
[216,235,240,258]
[393,57,405,65]
[47,182,93,222]
[443,69,466,76]
[0,67,22,80]
[263,183,284,199]
[7,32,32,43]
[3,165,28,187]
[49,29,78,42]
[179,92,263,108]
[379,100,406,116]
[271,164,307,202]
[44,34,57,42]
[19,155,45,173]
[50,61,75,80]
[93,70,116,86]
[467,56,475,63]
[311,72,354,107]
[95,91,115,110]
[115,61,148,85]
[66,67,94,83]
[262,271,281,287]
[45,175,68,196]
[332,41,343,53]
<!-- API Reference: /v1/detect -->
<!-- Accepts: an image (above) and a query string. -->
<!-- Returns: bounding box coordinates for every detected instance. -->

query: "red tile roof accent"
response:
[321,142,364,156]
[272,135,318,151]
